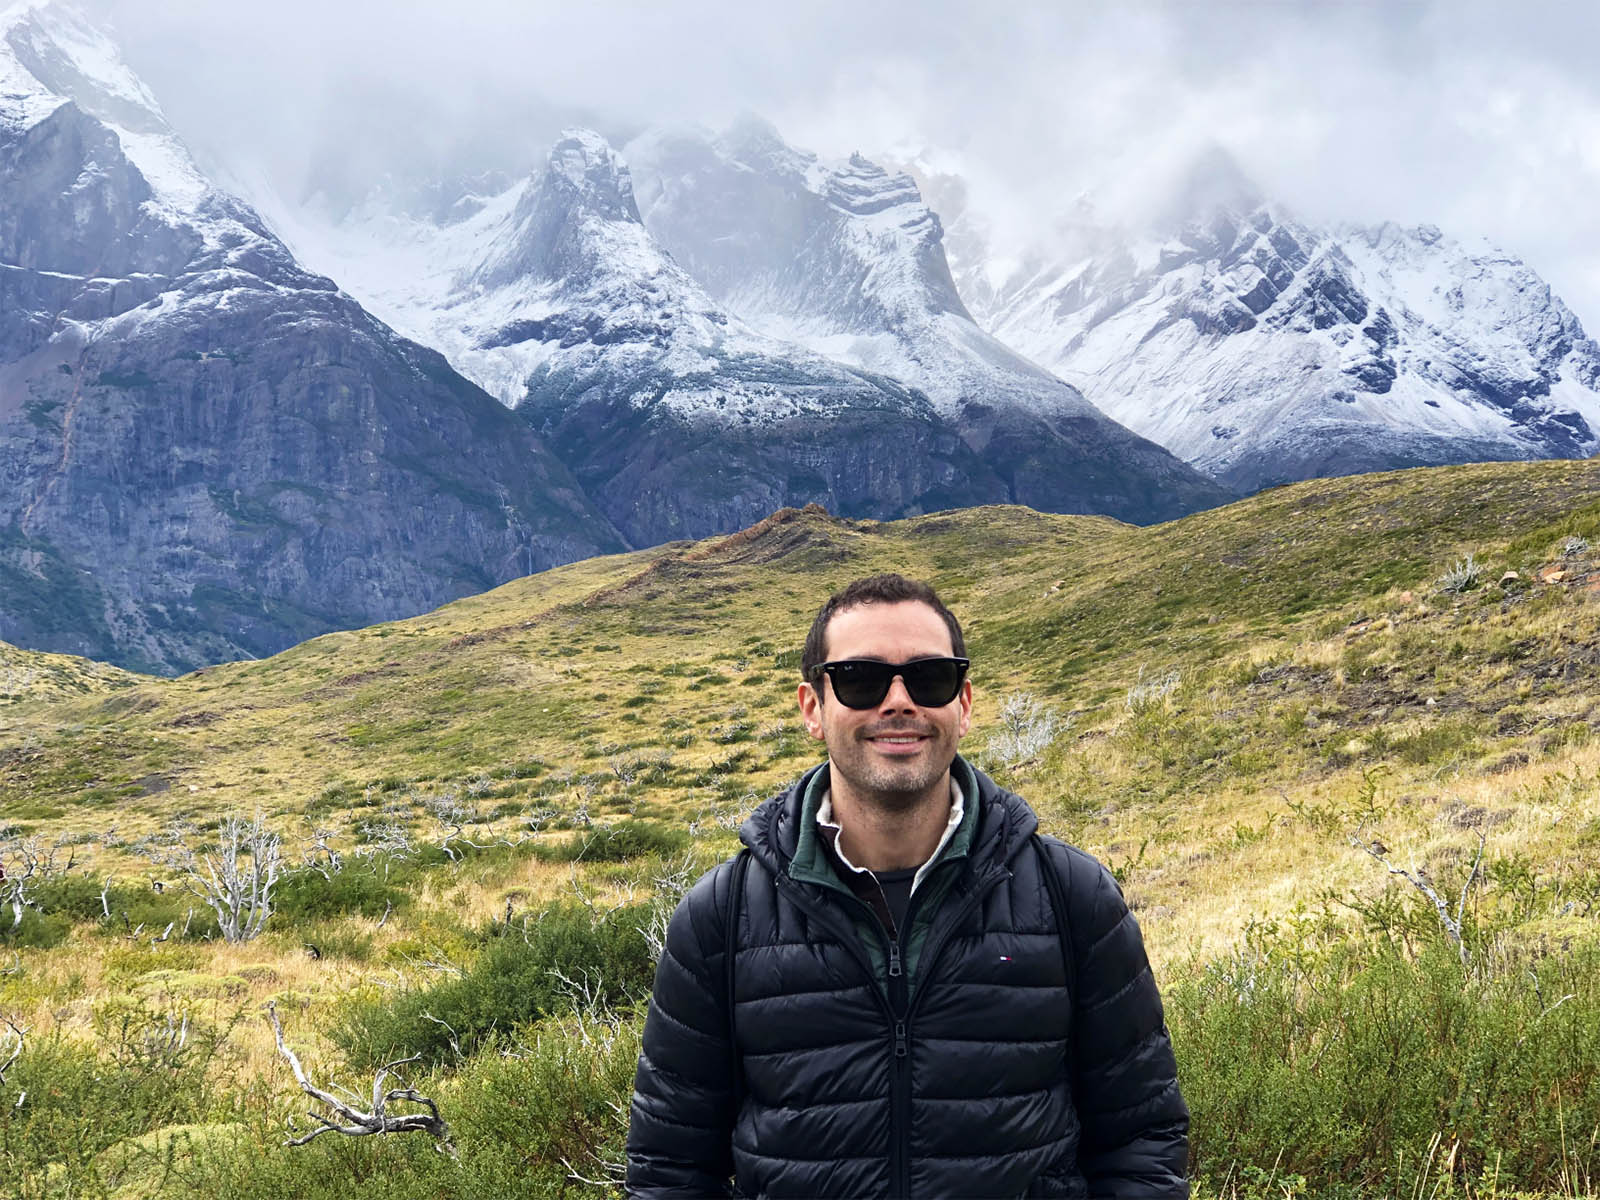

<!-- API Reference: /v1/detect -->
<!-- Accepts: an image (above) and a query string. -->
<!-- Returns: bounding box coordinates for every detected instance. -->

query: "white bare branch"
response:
[1350,834,1469,967]
[182,813,282,942]
[268,1002,453,1152]
[0,1016,23,1085]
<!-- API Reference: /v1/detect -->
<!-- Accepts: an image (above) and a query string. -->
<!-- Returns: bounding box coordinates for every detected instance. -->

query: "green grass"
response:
[4,460,1600,1195]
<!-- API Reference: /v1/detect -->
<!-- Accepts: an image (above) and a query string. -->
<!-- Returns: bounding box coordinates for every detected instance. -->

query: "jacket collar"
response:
[740,755,1039,886]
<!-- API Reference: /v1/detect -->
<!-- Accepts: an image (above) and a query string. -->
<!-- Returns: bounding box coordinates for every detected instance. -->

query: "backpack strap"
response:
[1032,833,1076,1011]
[723,848,752,1121]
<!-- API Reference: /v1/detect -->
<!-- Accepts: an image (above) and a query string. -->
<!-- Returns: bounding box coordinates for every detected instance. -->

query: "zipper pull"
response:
[888,941,903,978]
[894,1021,908,1057]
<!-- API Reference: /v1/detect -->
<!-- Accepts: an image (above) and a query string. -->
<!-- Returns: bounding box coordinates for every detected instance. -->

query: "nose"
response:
[879,673,918,710]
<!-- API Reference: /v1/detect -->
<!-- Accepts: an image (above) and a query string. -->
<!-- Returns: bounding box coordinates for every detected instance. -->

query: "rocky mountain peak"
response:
[719,111,811,173]
[825,153,930,222]
[471,128,649,291]
[2,1,166,134]
[543,128,640,223]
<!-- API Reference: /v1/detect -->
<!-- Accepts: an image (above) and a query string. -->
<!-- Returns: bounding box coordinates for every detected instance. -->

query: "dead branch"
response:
[178,813,282,942]
[1350,833,1471,966]
[1456,831,1488,935]
[0,1016,24,1107]
[267,1001,452,1152]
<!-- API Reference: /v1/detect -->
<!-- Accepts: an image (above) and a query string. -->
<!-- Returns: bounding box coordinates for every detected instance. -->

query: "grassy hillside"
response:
[0,640,137,707]
[3,460,1600,1196]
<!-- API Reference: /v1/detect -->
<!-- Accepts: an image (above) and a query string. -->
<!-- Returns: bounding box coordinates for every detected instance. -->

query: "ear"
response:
[797,679,826,741]
[955,677,973,739]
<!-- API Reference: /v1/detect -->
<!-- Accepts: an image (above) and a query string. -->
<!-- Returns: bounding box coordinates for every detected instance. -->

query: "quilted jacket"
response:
[626,758,1189,1198]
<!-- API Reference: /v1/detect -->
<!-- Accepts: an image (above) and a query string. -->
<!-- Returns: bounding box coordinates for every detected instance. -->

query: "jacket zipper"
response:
[887,862,1012,1197]
[775,861,1014,1199]
[773,874,909,1194]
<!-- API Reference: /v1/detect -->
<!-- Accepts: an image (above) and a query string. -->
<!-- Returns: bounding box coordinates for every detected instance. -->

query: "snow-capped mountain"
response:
[940,149,1600,492]
[267,129,1013,546]
[623,117,1231,522]
[0,1,621,672]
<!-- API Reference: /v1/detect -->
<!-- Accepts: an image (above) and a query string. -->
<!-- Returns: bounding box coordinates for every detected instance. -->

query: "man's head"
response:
[797,575,972,811]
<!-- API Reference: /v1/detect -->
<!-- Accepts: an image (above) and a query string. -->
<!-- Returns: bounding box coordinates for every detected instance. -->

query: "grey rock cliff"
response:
[0,5,622,673]
[624,118,1232,523]
[947,148,1600,494]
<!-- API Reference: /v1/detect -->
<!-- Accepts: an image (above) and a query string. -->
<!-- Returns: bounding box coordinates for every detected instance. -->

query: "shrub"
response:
[0,1015,229,1188]
[332,901,655,1070]
[988,691,1068,766]
[0,906,72,949]
[272,865,413,922]
[1436,554,1483,594]
[175,1011,643,1199]
[1170,934,1600,1195]
[533,820,689,864]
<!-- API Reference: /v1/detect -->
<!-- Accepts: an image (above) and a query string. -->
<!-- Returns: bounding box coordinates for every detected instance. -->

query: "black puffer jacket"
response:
[627,760,1188,1198]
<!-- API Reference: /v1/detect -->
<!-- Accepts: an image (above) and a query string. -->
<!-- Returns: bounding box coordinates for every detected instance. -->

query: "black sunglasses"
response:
[811,657,970,710]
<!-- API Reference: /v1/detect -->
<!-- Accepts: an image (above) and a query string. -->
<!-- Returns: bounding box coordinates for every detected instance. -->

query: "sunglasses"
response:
[811,657,970,710]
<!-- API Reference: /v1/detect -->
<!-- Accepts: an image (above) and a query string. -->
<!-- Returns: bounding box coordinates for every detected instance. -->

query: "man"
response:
[627,574,1188,1198]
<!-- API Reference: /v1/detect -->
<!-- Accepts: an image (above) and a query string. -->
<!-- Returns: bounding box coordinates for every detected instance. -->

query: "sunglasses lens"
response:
[827,661,894,708]
[904,659,964,707]
[825,659,966,709]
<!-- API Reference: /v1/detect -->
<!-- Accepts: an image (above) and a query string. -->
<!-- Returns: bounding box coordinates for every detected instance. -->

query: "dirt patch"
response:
[331,661,403,688]
[166,710,220,728]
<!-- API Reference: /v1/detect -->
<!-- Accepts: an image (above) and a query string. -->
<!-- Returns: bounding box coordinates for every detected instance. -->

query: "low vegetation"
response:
[2,460,1600,1195]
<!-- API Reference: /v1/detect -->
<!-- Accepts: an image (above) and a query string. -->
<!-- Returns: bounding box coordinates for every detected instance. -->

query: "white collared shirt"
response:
[816,774,965,894]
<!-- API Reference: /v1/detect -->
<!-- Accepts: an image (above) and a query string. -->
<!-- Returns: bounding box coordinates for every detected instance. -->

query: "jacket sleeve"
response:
[1060,845,1190,1199]
[625,859,739,1199]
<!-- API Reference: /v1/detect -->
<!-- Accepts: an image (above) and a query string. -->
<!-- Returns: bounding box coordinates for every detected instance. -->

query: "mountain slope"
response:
[0,2,622,673]
[943,150,1600,492]
[265,129,1012,546]
[624,118,1231,522]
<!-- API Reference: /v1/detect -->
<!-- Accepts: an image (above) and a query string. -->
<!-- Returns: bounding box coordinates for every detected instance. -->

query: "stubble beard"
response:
[829,726,955,815]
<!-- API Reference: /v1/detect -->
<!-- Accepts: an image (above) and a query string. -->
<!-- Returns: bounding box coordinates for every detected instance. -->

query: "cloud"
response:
[91,0,1600,320]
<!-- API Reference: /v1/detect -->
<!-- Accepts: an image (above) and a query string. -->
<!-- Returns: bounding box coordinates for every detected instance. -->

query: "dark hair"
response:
[800,574,966,687]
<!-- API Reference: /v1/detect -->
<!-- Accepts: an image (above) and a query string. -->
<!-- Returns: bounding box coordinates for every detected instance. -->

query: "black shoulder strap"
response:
[723,848,752,1118]
[1033,833,1076,999]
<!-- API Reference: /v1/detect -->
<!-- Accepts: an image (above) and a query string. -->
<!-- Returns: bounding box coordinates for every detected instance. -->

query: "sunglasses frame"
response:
[810,657,971,710]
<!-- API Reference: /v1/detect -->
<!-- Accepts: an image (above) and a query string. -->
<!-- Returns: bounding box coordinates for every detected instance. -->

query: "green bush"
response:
[1170,935,1600,1196]
[180,1011,642,1199]
[533,820,689,863]
[272,865,414,922]
[0,906,72,949]
[333,901,655,1070]
[0,1014,231,1192]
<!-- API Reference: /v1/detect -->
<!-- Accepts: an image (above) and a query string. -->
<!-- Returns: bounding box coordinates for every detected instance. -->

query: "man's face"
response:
[797,600,973,809]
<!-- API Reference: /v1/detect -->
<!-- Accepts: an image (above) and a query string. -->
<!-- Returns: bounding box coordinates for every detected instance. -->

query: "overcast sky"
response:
[91,0,1600,321]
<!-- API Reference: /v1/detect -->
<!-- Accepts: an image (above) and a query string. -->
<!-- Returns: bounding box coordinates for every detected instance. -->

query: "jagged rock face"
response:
[504,132,1011,544]
[277,127,1015,547]
[0,5,621,673]
[624,119,1231,523]
[950,152,1600,494]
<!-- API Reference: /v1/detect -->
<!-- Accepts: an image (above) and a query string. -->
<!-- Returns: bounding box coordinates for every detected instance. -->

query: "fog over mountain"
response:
[83,0,1600,327]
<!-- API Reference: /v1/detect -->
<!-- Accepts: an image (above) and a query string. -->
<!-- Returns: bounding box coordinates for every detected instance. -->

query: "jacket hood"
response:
[739,756,1041,882]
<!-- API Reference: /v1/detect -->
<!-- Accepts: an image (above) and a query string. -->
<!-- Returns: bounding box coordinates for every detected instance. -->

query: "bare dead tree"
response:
[267,1002,452,1152]
[180,813,282,943]
[1351,830,1487,967]
[423,792,487,861]
[354,821,413,877]
[301,822,344,881]
[0,1016,25,1108]
[640,853,698,962]
[0,834,76,928]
